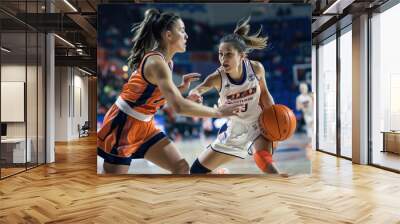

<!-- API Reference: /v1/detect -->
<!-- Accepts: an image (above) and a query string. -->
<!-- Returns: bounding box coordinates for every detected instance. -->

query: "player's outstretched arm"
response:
[178,73,201,94]
[146,55,240,118]
[187,70,222,103]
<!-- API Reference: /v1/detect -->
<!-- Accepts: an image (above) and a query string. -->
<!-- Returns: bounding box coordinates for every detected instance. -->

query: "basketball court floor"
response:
[97,133,312,175]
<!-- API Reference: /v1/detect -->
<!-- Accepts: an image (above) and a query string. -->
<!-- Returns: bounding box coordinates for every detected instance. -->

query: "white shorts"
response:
[209,119,261,159]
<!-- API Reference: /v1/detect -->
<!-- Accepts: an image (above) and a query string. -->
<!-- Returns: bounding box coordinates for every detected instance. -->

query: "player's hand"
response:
[187,92,203,103]
[179,73,201,93]
[216,103,243,118]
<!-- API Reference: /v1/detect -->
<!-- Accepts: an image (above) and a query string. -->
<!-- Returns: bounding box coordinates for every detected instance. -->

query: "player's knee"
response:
[253,150,274,173]
[171,159,190,174]
[190,159,211,174]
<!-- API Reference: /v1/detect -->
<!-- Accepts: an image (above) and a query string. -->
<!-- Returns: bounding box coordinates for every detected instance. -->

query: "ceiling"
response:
[0,0,391,75]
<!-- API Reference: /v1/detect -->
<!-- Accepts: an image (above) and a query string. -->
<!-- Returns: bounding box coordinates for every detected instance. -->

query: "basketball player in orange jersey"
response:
[188,17,287,176]
[97,9,241,174]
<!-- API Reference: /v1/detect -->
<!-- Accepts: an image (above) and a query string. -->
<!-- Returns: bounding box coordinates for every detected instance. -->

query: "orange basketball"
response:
[258,104,296,141]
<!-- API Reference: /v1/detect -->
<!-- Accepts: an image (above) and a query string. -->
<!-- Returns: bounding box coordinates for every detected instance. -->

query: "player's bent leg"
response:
[144,137,189,174]
[190,147,237,174]
[190,158,212,174]
[252,136,288,177]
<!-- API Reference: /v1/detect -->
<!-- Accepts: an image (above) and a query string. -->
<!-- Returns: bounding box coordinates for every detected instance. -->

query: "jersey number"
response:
[241,104,248,112]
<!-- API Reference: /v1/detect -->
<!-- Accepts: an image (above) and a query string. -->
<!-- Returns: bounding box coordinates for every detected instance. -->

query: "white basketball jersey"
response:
[297,94,313,116]
[218,59,262,122]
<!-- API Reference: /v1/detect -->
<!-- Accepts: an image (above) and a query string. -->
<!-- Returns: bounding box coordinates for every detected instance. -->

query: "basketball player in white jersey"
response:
[296,82,313,140]
[187,17,286,175]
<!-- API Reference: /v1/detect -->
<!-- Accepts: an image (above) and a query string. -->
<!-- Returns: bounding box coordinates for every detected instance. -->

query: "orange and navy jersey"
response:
[97,104,167,164]
[119,51,171,115]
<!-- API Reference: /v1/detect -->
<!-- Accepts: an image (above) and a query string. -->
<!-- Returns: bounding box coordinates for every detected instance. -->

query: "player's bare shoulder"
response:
[249,60,265,80]
[143,54,170,83]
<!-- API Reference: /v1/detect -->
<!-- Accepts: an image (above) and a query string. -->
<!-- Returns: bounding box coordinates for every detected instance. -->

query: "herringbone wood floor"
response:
[1,135,400,223]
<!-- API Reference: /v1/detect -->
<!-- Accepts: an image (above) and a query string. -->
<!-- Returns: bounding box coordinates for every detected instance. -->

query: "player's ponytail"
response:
[128,9,180,70]
[221,16,268,53]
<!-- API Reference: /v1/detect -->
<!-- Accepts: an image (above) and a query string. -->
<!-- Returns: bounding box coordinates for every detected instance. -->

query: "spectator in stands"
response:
[296,82,313,140]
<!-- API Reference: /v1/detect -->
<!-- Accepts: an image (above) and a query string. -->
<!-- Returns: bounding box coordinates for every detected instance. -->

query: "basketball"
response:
[259,104,297,141]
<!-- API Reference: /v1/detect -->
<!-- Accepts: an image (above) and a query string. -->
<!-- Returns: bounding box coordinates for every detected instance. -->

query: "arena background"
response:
[97,3,312,174]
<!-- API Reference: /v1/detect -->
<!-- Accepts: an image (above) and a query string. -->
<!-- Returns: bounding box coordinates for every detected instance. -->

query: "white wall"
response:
[54,67,89,141]
[76,70,89,139]
[1,65,28,138]
[1,63,45,164]
[55,66,68,141]
[1,64,26,81]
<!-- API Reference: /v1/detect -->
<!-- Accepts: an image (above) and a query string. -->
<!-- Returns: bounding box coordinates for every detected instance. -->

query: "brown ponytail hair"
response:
[220,16,268,53]
[128,8,180,70]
